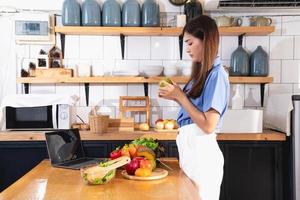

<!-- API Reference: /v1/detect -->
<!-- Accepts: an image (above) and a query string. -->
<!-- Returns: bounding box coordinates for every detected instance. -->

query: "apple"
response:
[139,123,150,131]
[125,157,144,175]
[155,121,165,130]
[155,118,163,124]
[159,77,173,88]
[165,121,175,130]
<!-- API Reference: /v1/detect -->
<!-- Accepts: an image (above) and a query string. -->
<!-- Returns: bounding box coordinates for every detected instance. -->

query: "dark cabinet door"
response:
[83,141,110,158]
[0,141,48,192]
[220,142,283,200]
[168,142,179,158]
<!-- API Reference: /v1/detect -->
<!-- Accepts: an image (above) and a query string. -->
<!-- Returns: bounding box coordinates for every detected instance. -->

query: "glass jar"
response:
[82,0,101,26]
[142,0,160,27]
[250,46,269,76]
[122,0,141,27]
[62,0,81,26]
[102,0,121,27]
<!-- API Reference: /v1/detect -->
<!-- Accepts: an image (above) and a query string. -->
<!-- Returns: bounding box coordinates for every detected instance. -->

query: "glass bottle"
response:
[62,0,81,26]
[122,0,141,27]
[230,36,250,76]
[250,46,269,76]
[82,0,101,26]
[102,0,121,27]
[142,0,160,27]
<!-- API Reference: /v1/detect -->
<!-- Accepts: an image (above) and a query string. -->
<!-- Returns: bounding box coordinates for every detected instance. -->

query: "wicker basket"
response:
[89,115,109,133]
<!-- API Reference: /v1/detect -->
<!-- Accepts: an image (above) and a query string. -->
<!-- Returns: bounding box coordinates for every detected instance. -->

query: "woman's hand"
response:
[158,81,185,103]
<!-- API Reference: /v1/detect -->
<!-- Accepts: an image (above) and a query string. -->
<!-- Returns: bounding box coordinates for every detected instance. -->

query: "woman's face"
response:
[184,32,204,63]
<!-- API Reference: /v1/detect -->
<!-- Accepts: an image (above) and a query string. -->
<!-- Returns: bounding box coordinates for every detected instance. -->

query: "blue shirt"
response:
[177,57,230,132]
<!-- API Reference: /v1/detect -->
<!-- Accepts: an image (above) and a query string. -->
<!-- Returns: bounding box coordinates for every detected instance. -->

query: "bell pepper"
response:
[110,149,122,160]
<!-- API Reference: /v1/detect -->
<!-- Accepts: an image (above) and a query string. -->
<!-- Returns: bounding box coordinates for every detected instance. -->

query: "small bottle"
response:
[231,84,244,109]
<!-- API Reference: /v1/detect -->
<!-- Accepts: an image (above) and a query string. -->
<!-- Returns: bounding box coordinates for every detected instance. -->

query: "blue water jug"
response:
[102,0,121,27]
[142,0,160,27]
[122,0,141,27]
[230,36,250,76]
[82,0,101,26]
[62,0,81,26]
[250,46,269,76]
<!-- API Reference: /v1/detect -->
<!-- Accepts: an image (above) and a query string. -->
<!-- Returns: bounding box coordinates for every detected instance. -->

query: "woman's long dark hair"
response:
[183,15,219,98]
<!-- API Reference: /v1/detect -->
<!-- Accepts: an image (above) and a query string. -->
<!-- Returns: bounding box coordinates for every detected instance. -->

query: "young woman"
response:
[158,15,229,200]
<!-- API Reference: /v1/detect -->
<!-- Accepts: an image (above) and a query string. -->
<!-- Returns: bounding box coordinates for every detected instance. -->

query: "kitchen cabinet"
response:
[0,136,289,200]
[218,141,284,200]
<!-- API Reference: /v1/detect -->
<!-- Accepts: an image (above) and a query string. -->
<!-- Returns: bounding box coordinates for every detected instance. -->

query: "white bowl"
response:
[164,66,178,76]
[139,65,163,77]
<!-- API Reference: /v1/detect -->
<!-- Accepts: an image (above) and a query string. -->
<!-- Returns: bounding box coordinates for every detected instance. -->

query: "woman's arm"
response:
[178,94,220,134]
[158,82,220,134]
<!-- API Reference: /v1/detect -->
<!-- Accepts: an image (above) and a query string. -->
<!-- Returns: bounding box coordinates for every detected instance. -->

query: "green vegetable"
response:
[130,137,158,151]
[83,161,116,185]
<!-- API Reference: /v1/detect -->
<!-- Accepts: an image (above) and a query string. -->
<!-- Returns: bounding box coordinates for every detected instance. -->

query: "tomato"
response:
[139,159,153,170]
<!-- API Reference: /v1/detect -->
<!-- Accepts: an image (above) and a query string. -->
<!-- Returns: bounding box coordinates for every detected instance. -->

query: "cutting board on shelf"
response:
[121,168,168,181]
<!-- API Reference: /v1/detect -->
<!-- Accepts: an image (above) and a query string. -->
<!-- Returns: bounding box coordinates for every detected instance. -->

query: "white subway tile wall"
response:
[3,2,300,125]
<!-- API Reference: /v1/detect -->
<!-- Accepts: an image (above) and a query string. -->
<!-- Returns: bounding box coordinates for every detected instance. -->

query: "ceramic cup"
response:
[241,16,250,26]
[250,16,272,26]
[176,14,186,27]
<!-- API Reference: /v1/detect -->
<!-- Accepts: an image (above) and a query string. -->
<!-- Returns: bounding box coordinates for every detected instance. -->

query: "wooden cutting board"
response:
[121,168,168,181]
[30,68,72,78]
[154,128,179,133]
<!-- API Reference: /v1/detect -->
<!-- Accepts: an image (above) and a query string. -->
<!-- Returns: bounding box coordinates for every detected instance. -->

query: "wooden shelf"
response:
[17,76,273,84]
[55,26,275,36]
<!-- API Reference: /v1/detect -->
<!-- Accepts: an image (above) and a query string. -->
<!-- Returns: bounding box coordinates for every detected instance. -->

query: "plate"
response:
[121,168,168,181]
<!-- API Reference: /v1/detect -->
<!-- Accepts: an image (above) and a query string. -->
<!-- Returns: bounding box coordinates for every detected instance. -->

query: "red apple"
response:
[125,160,139,175]
[155,119,164,124]
[155,121,165,130]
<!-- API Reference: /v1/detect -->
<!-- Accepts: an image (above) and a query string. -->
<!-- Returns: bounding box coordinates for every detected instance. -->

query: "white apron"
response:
[176,123,224,200]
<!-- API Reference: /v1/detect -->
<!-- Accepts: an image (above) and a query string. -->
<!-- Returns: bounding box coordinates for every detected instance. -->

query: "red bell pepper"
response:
[110,149,122,160]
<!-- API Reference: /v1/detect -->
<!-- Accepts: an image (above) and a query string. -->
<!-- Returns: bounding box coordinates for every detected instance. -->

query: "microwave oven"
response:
[14,12,55,45]
[4,104,71,130]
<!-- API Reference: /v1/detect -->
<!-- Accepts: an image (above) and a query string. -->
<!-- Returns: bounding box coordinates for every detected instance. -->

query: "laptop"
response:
[45,129,104,170]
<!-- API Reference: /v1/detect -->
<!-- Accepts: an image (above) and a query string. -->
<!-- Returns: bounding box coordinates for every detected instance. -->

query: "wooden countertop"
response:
[0,159,199,200]
[0,129,286,141]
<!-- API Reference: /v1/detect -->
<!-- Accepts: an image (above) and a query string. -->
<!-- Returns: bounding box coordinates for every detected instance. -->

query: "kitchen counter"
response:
[0,159,199,200]
[0,129,286,141]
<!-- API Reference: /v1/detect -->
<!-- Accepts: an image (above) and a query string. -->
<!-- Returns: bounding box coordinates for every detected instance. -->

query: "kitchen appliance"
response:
[14,12,55,44]
[1,94,73,130]
[292,95,300,200]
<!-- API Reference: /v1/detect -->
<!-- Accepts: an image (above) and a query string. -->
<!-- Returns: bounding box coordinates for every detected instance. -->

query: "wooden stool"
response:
[119,96,150,128]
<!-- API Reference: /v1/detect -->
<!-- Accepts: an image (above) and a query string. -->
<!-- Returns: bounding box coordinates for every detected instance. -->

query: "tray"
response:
[154,128,179,133]
[121,168,168,181]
